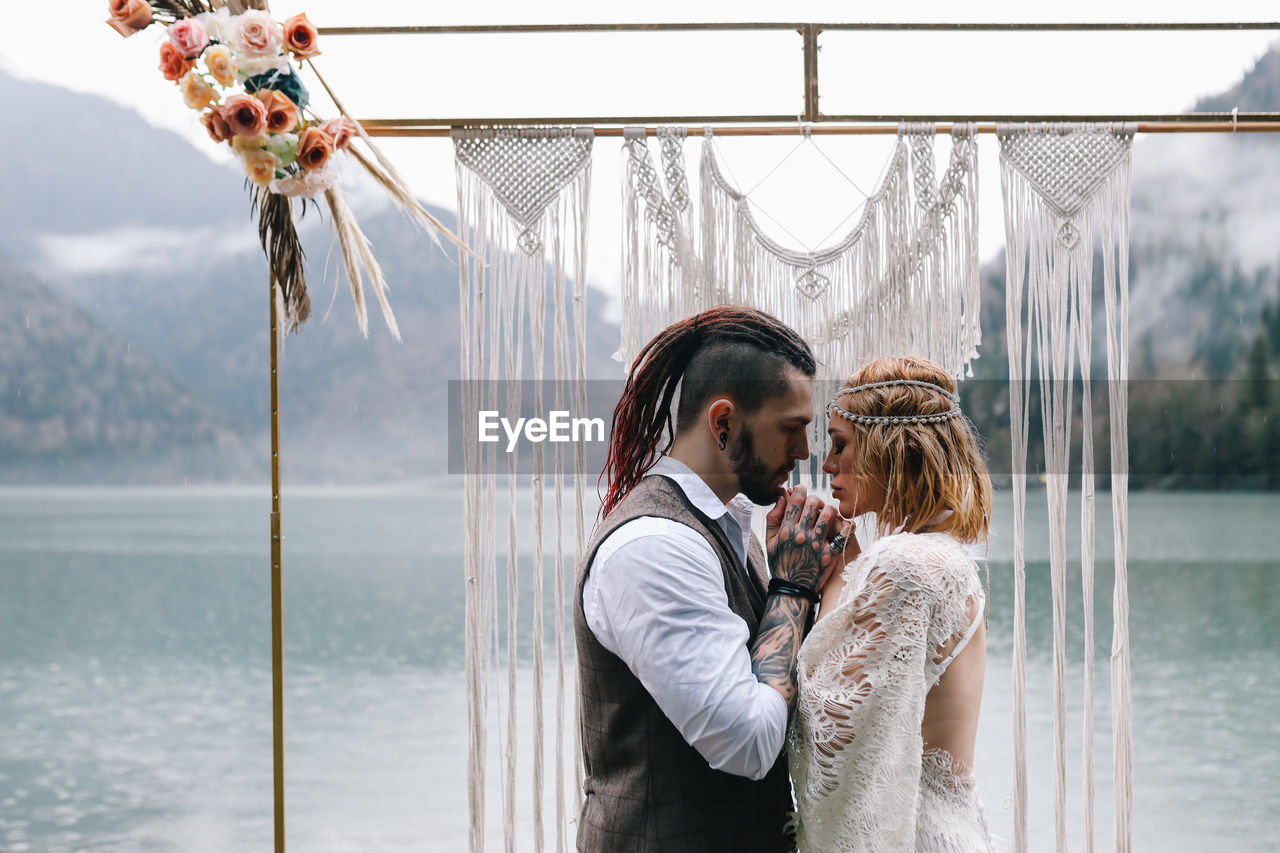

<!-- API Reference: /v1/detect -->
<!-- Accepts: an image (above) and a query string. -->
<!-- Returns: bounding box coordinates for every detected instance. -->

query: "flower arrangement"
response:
[106,0,471,337]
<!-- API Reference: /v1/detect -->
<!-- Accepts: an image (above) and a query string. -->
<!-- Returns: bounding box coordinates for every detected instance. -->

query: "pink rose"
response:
[220,93,268,138]
[107,0,153,37]
[234,10,284,58]
[158,41,194,83]
[168,18,209,59]
[321,118,358,150]
[201,108,234,143]
[257,89,300,134]
[296,126,336,172]
[283,13,321,60]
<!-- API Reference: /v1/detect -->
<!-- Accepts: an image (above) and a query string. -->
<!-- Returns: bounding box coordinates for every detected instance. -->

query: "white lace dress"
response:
[789,531,1000,852]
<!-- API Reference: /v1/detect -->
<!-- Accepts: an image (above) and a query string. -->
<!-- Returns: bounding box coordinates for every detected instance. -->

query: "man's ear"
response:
[706,398,735,439]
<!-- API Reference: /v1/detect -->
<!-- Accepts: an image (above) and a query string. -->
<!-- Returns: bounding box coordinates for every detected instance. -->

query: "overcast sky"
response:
[3,2,1277,304]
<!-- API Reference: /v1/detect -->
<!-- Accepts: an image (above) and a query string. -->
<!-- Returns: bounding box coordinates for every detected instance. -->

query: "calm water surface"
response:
[0,486,1276,851]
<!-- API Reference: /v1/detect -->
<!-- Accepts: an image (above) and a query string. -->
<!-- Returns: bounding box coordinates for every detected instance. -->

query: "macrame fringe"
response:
[697,125,980,384]
[456,127,592,853]
[616,127,698,365]
[1000,123,1134,853]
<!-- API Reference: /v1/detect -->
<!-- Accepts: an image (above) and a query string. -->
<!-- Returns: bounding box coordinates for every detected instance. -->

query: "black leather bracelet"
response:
[767,577,821,606]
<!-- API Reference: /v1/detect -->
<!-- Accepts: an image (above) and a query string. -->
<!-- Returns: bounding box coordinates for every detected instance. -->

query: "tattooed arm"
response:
[750,485,842,716]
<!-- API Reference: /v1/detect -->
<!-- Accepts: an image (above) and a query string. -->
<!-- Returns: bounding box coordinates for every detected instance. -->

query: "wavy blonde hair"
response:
[833,355,992,542]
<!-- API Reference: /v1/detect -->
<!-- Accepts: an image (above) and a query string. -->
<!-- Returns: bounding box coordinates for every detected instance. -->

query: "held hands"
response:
[765,484,845,593]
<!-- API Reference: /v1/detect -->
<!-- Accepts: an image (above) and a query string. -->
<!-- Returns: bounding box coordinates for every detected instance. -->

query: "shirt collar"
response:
[644,455,734,521]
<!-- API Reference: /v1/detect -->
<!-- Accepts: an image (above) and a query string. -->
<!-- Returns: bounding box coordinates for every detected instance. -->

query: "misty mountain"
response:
[0,70,248,241]
[1127,43,1280,374]
[0,252,252,483]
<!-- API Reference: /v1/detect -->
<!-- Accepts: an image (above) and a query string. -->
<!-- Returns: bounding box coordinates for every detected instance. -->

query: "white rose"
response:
[270,167,337,199]
[232,9,285,58]
[196,9,232,45]
[236,52,291,78]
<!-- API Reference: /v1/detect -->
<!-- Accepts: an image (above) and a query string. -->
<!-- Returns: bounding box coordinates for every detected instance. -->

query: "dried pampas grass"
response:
[324,187,402,341]
[306,60,479,262]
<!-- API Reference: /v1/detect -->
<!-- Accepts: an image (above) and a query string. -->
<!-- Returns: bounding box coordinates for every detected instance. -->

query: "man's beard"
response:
[728,423,791,505]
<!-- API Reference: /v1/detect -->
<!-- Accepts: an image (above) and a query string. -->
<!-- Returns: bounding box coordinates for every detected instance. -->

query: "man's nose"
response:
[792,432,809,460]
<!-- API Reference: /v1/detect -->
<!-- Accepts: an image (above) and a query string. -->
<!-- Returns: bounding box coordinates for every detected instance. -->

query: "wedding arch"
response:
[107,10,1280,852]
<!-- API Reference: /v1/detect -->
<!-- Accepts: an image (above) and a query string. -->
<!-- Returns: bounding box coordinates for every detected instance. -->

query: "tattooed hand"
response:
[764,484,843,591]
[751,483,846,716]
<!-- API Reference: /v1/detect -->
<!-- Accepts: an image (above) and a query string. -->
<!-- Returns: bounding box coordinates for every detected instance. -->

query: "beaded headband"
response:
[827,378,962,425]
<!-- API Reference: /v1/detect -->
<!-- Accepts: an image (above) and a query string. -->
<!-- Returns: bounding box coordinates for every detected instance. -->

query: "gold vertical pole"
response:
[269,276,285,853]
[800,23,820,122]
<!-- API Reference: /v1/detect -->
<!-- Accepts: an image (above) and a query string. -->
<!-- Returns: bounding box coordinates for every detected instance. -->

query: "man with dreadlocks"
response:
[574,306,849,852]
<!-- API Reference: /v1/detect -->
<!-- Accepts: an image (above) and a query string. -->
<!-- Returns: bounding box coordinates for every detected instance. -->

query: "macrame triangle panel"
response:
[455,127,594,231]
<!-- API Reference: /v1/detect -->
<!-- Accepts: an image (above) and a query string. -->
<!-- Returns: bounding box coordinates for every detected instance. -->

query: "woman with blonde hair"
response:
[788,355,999,851]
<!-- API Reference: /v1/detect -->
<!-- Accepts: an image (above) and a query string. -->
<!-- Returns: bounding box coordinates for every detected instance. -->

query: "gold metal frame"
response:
[316,20,1280,134]
[265,19,1280,853]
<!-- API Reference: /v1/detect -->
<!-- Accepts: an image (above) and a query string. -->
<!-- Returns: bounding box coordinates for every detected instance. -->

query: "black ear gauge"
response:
[718,431,728,451]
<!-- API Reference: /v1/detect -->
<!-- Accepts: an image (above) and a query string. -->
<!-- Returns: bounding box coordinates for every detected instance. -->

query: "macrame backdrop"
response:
[618,125,982,381]
[454,127,593,853]
[616,125,981,484]
[1000,123,1134,853]
[453,122,1138,853]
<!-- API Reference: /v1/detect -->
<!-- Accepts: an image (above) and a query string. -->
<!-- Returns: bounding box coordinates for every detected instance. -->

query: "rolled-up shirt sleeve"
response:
[582,517,788,781]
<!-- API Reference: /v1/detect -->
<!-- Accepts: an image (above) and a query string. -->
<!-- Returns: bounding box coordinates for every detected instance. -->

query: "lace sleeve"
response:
[789,533,981,851]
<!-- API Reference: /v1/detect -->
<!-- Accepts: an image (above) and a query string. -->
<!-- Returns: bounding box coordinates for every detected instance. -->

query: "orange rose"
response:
[321,117,358,150]
[107,0,153,37]
[220,93,269,138]
[241,148,281,188]
[230,134,259,154]
[296,127,336,172]
[180,71,218,111]
[203,44,237,88]
[201,108,234,143]
[257,89,300,134]
[159,41,194,83]
[283,13,321,60]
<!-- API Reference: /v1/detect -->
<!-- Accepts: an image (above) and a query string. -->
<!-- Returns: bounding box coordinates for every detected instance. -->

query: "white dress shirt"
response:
[582,456,788,781]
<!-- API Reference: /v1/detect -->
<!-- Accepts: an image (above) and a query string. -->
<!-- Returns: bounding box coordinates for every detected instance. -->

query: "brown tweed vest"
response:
[574,474,793,852]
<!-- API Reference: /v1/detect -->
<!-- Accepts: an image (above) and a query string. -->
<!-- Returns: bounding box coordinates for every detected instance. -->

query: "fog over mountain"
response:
[1,44,1278,483]
[1127,44,1280,374]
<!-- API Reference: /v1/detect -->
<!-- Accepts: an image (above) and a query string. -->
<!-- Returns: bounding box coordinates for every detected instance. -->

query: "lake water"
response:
[1,486,1277,851]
